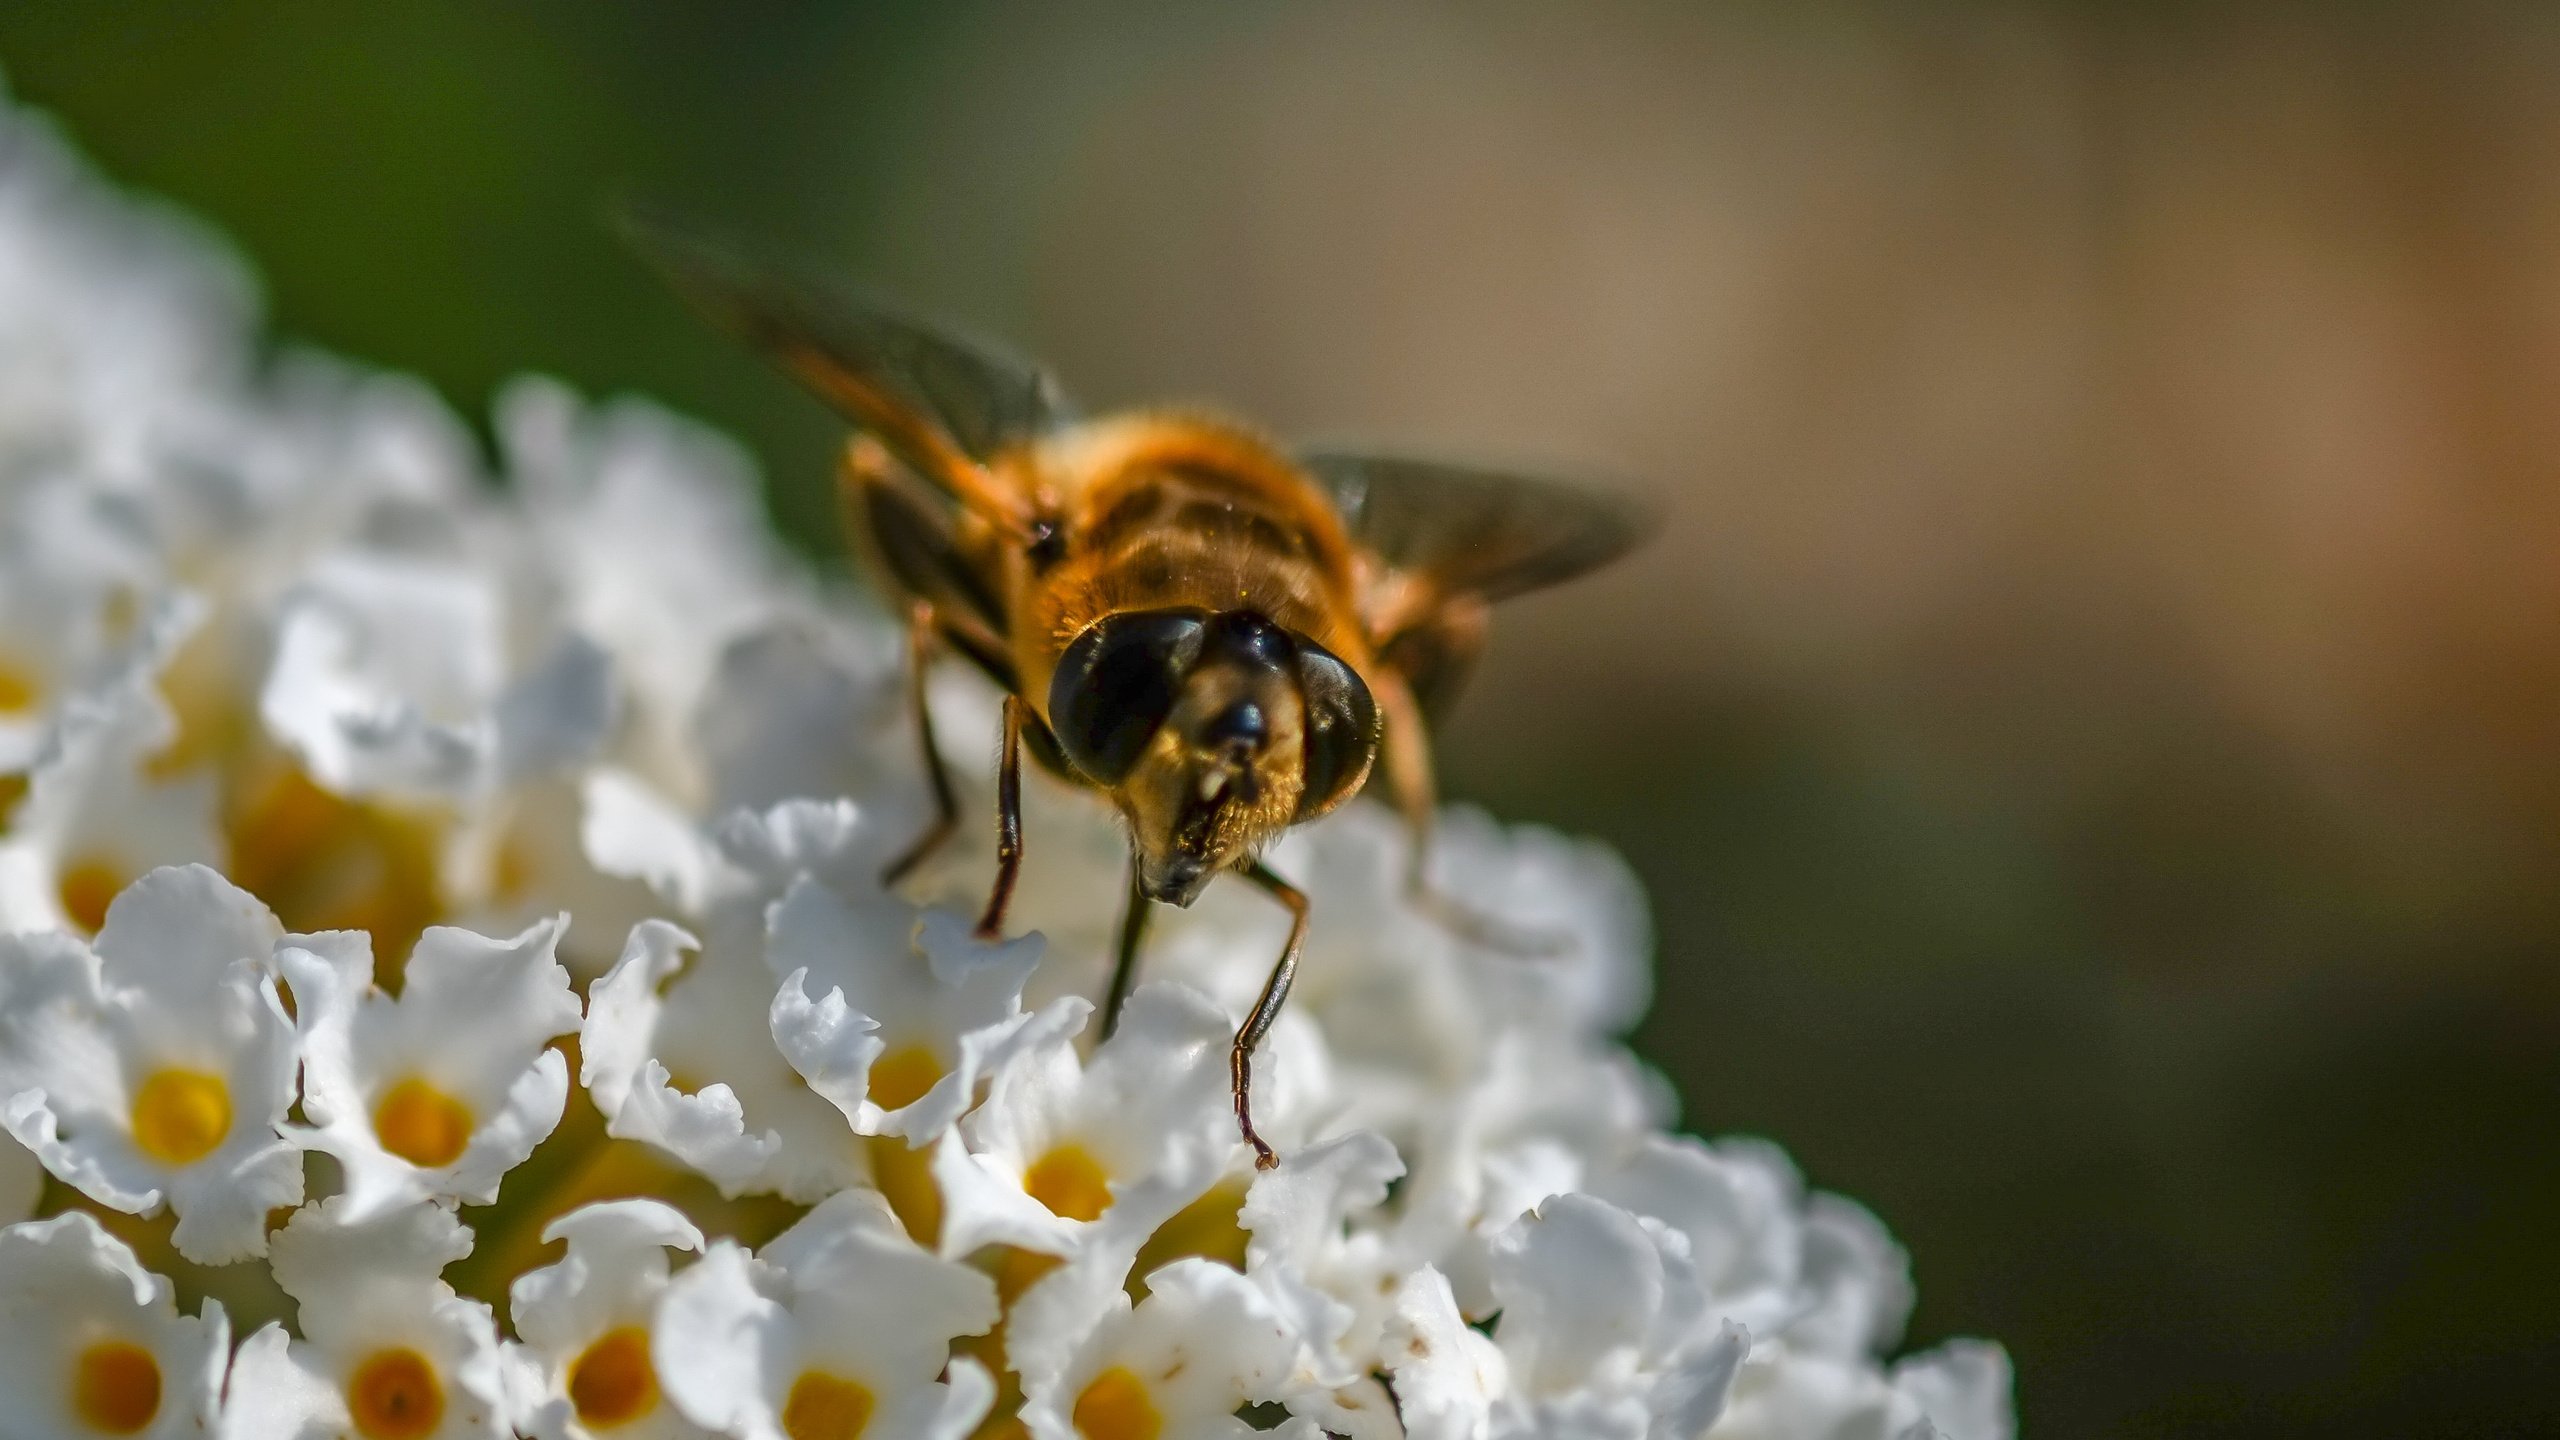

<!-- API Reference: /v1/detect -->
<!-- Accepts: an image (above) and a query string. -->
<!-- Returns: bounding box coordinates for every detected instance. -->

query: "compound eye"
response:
[1291,640,1380,820]
[1048,610,1208,784]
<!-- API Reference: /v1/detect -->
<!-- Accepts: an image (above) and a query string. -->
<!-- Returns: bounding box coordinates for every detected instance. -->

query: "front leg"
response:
[1099,854,1153,1040]
[973,695,1025,939]
[1232,859,1309,1170]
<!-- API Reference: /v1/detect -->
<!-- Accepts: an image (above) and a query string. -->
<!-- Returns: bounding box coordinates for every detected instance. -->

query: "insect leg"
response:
[1376,670,1561,956]
[880,601,960,888]
[1231,859,1309,1171]
[972,694,1025,939]
[1100,854,1152,1040]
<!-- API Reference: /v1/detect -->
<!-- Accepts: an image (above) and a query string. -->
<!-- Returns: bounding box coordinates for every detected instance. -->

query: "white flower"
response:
[499,377,801,807]
[1380,1268,1507,1440]
[0,1211,230,1440]
[1019,1258,1322,1440]
[0,864,300,1262]
[690,618,908,818]
[225,1198,510,1440]
[769,900,1047,1144]
[0,593,218,937]
[1708,1340,2014,1440]
[1479,1193,1749,1440]
[1586,1135,1915,1361]
[1237,1130,1411,1430]
[506,1199,708,1440]
[260,548,613,802]
[652,1190,996,1440]
[930,983,1237,1265]
[0,494,172,773]
[281,914,582,1219]
[582,917,870,1201]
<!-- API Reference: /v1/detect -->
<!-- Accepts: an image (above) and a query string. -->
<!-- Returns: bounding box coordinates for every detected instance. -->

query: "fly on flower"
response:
[622,213,1647,1167]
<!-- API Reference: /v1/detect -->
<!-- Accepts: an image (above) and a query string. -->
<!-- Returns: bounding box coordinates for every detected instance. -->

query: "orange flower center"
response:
[70,1340,161,1434]
[347,1347,444,1440]
[1071,1365,1162,1440]
[566,1326,657,1428]
[780,1370,876,1440]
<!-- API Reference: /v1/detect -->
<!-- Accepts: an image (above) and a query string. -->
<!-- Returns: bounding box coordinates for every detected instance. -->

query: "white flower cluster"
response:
[0,82,2013,1440]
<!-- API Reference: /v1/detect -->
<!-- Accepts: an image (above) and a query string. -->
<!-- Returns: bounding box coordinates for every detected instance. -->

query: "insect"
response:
[624,216,1646,1167]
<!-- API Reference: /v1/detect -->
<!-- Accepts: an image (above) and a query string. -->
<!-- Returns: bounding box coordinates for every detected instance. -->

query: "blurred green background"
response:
[10,4,2559,1433]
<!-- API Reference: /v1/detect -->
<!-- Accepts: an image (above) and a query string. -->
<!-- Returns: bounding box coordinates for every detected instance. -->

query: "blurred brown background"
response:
[8,3,2558,1432]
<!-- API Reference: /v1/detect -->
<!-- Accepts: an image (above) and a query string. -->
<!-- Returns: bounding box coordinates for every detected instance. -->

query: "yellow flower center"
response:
[56,856,125,936]
[223,762,444,978]
[373,1077,474,1169]
[129,1069,231,1166]
[1024,1143,1111,1223]
[780,1370,876,1440]
[1071,1365,1162,1440]
[0,655,42,716]
[566,1326,657,1429]
[868,1044,942,1112]
[1130,1180,1250,1299]
[70,1340,161,1435]
[867,1134,942,1250]
[348,1347,444,1440]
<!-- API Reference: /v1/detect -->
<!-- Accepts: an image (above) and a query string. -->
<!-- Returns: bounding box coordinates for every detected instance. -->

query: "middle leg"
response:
[1100,853,1153,1040]
[1373,669,1559,955]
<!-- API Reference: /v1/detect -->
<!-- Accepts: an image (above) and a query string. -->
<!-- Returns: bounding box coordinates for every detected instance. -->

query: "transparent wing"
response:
[1302,450,1650,603]
[618,207,1074,479]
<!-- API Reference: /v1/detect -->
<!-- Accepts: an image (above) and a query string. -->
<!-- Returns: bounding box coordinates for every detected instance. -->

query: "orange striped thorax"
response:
[997,413,1376,718]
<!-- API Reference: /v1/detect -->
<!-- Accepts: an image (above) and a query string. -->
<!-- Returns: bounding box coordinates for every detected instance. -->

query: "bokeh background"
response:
[8,4,2557,1433]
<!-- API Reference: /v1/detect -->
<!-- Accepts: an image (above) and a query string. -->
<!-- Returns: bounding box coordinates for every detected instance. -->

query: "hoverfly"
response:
[624,217,1645,1168]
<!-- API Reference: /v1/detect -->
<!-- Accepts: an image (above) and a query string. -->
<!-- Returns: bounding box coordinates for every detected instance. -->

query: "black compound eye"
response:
[1291,639,1380,820]
[1048,610,1208,784]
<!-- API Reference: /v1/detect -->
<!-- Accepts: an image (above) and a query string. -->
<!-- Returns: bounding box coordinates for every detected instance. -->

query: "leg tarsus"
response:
[973,694,1025,939]
[1232,860,1309,1170]
[882,600,960,889]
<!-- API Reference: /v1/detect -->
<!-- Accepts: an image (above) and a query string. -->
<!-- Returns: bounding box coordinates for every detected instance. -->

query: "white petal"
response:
[261,551,504,797]
[1384,1268,1506,1440]
[492,631,615,783]
[580,769,732,916]
[585,919,850,1198]
[1890,1340,2014,1440]
[649,1242,778,1438]
[219,1322,345,1440]
[91,863,283,1003]
[1489,1195,1677,1406]
[579,919,699,1120]
[510,1198,704,1356]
